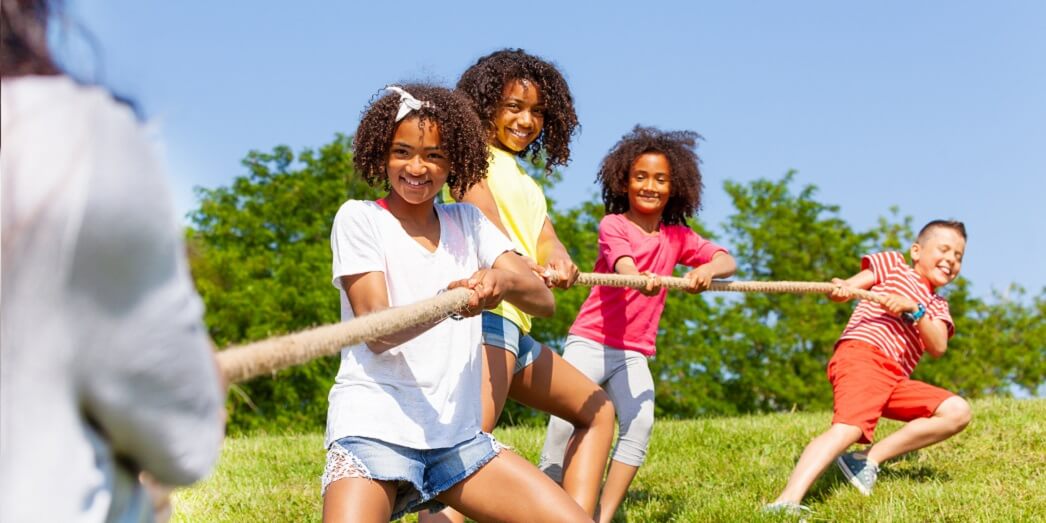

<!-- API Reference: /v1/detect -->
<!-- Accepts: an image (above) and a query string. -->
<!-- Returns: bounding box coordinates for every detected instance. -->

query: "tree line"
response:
[187,135,1045,434]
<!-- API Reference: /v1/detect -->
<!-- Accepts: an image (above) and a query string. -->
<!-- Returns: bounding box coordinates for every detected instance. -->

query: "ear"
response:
[909,241,921,262]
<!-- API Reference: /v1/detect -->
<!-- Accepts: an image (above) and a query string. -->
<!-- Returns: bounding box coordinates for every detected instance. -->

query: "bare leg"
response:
[866,396,971,464]
[421,345,517,523]
[597,460,639,523]
[773,423,863,504]
[322,477,396,523]
[510,346,615,516]
[437,450,591,523]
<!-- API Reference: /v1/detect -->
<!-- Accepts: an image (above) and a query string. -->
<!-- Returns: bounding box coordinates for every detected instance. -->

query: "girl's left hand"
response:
[543,253,579,289]
[684,266,715,293]
[449,269,510,316]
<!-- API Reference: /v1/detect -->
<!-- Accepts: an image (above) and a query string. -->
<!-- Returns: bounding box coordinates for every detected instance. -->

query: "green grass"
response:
[173,397,1045,522]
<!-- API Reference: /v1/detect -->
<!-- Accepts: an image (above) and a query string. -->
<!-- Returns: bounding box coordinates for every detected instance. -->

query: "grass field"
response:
[172,397,1045,522]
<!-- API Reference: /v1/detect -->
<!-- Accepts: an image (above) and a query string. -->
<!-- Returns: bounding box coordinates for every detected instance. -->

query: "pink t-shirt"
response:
[569,214,728,356]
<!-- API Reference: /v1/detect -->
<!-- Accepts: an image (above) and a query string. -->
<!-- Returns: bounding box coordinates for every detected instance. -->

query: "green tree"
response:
[189,135,380,433]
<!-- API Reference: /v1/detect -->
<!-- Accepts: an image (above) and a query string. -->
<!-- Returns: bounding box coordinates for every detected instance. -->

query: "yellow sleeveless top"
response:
[444,146,547,333]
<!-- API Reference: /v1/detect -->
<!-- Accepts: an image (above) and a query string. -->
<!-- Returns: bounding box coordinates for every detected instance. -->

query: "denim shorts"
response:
[482,311,544,373]
[322,431,502,520]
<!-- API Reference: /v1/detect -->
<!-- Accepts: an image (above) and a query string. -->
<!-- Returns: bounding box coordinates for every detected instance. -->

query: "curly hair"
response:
[597,125,704,226]
[456,49,578,170]
[353,84,488,197]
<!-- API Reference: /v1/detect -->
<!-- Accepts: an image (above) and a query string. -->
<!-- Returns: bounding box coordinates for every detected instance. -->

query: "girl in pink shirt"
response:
[540,126,737,523]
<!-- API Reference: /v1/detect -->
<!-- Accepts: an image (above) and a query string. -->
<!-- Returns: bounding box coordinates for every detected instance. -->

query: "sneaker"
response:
[763,501,811,518]
[836,452,879,495]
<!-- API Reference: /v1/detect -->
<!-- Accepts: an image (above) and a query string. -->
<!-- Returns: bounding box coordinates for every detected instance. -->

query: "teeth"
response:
[402,178,426,187]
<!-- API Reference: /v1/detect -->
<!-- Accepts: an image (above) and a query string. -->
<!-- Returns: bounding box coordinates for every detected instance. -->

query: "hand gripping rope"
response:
[216,275,885,384]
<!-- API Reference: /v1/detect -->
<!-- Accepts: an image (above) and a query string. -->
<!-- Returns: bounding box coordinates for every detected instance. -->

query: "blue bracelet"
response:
[902,303,926,324]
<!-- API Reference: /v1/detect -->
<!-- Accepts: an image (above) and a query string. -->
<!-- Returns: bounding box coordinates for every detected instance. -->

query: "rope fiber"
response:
[216,275,882,383]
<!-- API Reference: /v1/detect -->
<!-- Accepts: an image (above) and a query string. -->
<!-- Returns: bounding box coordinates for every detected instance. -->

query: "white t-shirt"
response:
[326,200,513,449]
[1,76,223,522]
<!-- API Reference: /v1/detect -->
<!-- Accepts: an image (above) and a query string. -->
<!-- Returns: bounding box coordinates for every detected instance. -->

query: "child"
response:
[445,48,617,518]
[539,126,737,523]
[323,84,590,522]
[767,220,972,514]
[1,3,225,521]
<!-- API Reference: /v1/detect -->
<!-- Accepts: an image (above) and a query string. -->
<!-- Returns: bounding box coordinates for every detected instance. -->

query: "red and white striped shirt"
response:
[837,251,954,376]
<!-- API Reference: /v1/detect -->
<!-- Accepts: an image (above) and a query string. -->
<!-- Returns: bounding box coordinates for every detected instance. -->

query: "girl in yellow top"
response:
[431,49,615,521]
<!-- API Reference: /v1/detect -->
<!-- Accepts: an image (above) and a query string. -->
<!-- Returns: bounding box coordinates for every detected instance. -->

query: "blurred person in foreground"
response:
[1,1,225,521]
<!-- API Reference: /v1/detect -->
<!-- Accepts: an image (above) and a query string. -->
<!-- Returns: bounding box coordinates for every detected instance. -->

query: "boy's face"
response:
[386,117,449,206]
[627,152,672,216]
[492,79,544,153]
[910,227,965,288]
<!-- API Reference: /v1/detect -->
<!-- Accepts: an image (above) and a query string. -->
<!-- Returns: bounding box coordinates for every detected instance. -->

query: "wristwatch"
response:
[902,303,926,324]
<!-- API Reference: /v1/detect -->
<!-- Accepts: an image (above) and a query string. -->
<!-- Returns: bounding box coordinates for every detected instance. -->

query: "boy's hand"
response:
[880,293,919,318]
[828,278,856,302]
[637,271,663,296]
[684,266,715,293]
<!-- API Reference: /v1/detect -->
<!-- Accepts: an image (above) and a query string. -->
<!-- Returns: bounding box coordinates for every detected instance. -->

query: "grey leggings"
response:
[540,335,656,481]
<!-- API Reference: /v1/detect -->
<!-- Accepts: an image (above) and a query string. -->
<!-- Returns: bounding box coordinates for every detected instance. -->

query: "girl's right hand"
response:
[828,278,855,302]
[638,271,663,296]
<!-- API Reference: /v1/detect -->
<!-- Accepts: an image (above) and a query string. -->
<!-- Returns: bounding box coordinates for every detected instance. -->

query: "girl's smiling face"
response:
[492,79,544,153]
[627,152,672,216]
[386,117,449,206]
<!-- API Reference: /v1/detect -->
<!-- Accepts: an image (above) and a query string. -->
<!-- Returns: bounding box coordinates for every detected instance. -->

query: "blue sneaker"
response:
[836,452,879,495]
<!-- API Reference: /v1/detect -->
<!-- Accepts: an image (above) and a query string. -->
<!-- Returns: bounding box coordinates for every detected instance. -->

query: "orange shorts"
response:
[828,339,954,444]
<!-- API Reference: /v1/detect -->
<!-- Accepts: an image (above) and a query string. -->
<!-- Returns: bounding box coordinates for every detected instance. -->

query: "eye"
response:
[427,151,447,161]
[532,107,545,116]
[391,147,409,157]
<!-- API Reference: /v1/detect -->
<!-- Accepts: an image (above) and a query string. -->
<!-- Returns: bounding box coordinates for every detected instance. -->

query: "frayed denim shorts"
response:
[322,431,502,520]
[482,311,544,374]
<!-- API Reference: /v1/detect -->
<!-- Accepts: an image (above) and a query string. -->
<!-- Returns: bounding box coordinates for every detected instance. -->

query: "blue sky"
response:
[66,1,1045,298]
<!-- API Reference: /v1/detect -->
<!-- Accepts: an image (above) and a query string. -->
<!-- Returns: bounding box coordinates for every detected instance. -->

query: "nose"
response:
[517,110,533,129]
[405,155,425,175]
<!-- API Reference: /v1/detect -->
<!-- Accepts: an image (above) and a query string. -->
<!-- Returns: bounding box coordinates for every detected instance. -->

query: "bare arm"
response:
[535,217,579,288]
[341,272,448,354]
[469,251,555,317]
[614,256,663,296]
[828,269,876,301]
[683,251,738,293]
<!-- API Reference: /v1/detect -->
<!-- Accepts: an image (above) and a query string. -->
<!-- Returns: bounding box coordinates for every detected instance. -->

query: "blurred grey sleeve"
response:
[70,113,224,486]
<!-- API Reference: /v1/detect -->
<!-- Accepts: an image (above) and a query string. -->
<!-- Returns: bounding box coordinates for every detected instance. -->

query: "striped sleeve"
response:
[862,251,906,284]
[927,297,955,338]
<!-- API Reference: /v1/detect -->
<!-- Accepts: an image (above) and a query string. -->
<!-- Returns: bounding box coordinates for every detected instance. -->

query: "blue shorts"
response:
[322,432,502,520]
[482,311,544,374]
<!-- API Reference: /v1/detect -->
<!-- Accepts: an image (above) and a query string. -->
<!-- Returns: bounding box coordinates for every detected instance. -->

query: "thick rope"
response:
[576,273,884,303]
[216,276,882,383]
[217,288,471,384]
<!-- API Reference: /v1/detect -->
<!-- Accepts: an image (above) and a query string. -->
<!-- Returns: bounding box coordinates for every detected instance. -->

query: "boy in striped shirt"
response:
[768,220,971,512]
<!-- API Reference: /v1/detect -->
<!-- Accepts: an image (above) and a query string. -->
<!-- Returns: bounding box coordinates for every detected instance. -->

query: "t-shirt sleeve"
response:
[331,201,385,289]
[861,251,906,284]
[928,297,955,338]
[599,215,635,272]
[463,203,514,268]
[678,227,728,266]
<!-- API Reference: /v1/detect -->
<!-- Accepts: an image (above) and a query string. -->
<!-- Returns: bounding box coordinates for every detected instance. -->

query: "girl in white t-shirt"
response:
[322,84,590,522]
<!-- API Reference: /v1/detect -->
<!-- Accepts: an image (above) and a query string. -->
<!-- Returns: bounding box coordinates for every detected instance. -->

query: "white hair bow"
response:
[385,85,432,122]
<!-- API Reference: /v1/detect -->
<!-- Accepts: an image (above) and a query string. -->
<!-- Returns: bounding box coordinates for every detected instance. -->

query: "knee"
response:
[591,390,616,429]
[939,396,972,433]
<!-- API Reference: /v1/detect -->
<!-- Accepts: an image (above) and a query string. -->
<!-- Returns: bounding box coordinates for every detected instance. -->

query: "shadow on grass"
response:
[613,488,686,522]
